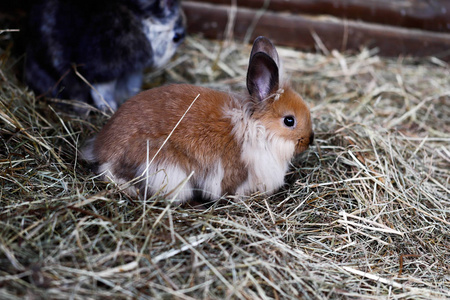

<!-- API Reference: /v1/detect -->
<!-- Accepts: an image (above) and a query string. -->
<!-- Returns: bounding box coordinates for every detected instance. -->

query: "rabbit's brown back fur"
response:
[91,84,249,197]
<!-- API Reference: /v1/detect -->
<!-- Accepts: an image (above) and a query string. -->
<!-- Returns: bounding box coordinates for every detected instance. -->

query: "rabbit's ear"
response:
[249,36,279,68]
[246,39,279,101]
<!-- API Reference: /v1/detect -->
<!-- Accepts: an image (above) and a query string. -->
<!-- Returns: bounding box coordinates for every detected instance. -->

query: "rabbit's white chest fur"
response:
[237,134,294,195]
[228,106,295,196]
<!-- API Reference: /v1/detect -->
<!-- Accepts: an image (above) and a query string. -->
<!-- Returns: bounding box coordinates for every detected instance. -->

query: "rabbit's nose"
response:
[309,132,315,145]
[173,27,185,43]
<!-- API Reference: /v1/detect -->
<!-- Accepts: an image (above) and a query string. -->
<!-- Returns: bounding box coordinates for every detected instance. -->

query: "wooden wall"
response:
[182,0,450,60]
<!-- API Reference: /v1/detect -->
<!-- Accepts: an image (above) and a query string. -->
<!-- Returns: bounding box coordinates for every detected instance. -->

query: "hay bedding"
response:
[0,30,449,299]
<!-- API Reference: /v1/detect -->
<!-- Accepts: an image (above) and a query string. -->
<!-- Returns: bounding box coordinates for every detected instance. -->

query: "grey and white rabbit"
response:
[83,37,314,204]
[25,0,185,112]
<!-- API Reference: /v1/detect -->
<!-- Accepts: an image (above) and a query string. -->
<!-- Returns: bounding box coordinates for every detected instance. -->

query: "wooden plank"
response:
[184,0,450,33]
[183,1,450,60]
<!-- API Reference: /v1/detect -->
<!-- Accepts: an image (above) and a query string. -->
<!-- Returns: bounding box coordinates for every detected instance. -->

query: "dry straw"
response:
[1,32,449,299]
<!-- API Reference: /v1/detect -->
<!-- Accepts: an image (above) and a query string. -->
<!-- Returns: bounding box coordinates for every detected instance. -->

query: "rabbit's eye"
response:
[283,116,296,127]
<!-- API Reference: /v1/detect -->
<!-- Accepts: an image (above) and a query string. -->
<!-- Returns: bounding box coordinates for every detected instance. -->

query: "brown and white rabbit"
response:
[82,36,314,203]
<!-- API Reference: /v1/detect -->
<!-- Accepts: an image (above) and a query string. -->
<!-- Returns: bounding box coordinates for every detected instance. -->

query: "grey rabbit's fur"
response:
[25,0,185,112]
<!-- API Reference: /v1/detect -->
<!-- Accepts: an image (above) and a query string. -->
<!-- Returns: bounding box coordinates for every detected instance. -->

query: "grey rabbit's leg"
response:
[91,81,118,112]
[25,51,59,98]
[115,71,143,105]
